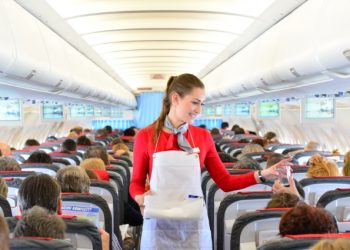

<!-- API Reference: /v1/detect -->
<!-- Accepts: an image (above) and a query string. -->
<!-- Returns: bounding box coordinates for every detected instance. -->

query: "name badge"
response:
[192,147,200,153]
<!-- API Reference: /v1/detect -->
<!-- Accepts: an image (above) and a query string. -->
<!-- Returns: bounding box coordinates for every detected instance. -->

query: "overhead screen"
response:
[42,104,64,119]
[304,97,335,119]
[70,105,85,118]
[235,103,250,116]
[258,100,279,117]
[94,107,102,117]
[215,105,223,116]
[0,99,21,121]
[86,105,94,117]
[223,104,234,116]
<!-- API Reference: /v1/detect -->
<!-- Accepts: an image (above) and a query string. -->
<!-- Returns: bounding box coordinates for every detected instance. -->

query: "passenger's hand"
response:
[272,175,301,197]
[261,157,292,181]
[99,228,110,250]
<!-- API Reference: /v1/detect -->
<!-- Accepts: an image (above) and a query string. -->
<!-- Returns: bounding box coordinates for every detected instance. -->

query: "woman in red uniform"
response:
[130,73,286,249]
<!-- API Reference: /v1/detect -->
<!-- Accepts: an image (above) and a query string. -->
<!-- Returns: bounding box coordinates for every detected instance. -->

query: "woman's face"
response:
[172,87,205,124]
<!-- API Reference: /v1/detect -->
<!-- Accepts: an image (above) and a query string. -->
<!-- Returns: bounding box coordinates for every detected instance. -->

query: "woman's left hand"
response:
[261,157,292,181]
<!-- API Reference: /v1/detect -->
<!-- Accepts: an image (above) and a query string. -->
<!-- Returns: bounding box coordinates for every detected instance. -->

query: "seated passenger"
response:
[95,129,109,139]
[123,127,136,137]
[60,139,77,154]
[104,125,113,135]
[279,203,338,236]
[266,193,300,209]
[263,131,279,144]
[80,158,109,181]
[233,144,264,170]
[0,177,8,198]
[76,135,92,146]
[112,143,130,159]
[14,206,66,239]
[289,140,321,157]
[218,152,237,163]
[266,153,284,168]
[311,238,350,250]
[210,128,222,141]
[0,156,21,171]
[342,151,350,176]
[110,138,124,147]
[84,146,111,167]
[220,122,229,131]
[70,126,83,137]
[25,151,52,164]
[56,166,90,193]
[24,139,40,147]
[0,142,11,157]
[0,214,9,250]
[251,138,268,150]
[307,154,340,177]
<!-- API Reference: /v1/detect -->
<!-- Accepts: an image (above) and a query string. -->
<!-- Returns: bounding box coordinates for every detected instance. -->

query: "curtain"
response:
[136,92,164,128]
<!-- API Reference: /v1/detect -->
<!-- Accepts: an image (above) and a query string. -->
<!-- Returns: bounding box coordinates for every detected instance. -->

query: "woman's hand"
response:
[261,157,292,181]
[135,191,152,215]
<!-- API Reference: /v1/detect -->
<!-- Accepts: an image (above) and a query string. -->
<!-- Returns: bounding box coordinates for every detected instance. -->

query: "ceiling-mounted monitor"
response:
[223,104,234,116]
[70,105,85,118]
[304,97,335,119]
[86,105,94,117]
[235,103,250,116]
[42,104,64,119]
[94,107,102,117]
[257,100,279,118]
[0,99,21,121]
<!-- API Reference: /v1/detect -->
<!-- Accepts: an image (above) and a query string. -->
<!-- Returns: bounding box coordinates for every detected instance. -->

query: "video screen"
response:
[0,99,21,121]
[70,105,85,118]
[305,97,335,119]
[102,107,111,117]
[235,103,250,116]
[86,105,94,117]
[215,105,223,116]
[223,104,234,116]
[258,100,279,117]
[42,104,64,119]
[94,107,102,117]
[203,106,215,116]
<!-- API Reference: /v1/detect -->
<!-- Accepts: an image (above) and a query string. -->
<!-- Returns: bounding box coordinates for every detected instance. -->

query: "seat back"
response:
[216,193,274,250]
[20,163,60,176]
[300,177,350,205]
[293,151,331,165]
[290,165,308,181]
[5,177,22,216]
[230,210,287,250]
[0,194,12,217]
[0,171,36,179]
[10,237,74,250]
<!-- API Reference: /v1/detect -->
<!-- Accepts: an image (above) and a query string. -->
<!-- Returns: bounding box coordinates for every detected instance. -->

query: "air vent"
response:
[241,84,248,90]
[290,67,301,77]
[260,78,269,86]
[137,87,152,91]
[25,70,36,80]
[343,49,350,61]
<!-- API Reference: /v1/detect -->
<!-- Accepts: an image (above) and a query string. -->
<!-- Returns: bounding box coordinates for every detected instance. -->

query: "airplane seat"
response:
[281,146,304,155]
[258,233,350,250]
[293,151,332,165]
[20,163,60,176]
[110,160,131,182]
[106,166,128,201]
[61,192,122,249]
[90,180,122,236]
[11,154,26,164]
[290,165,308,181]
[244,152,268,160]
[112,156,132,167]
[214,190,273,250]
[5,177,22,216]
[316,188,350,231]
[0,194,12,217]
[6,216,103,250]
[10,237,74,250]
[51,158,72,168]
[229,209,287,250]
[0,171,36,179]
[300,177,350,205]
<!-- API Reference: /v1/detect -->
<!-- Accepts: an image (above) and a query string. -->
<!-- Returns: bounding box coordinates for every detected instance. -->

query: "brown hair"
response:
[152,74,205,143]
[0,178,8,198]
[266,193,300,209]
[279,203,338,236]
[56,166,90,193]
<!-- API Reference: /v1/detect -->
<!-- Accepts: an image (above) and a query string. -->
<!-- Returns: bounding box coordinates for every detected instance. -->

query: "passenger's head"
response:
[84,169,100,180]
[0,215,9,250]
[343,151,350,176]
[123,127,136,136]
[18,174,61,213]
[76,135,92,146]
[305,141,321,151]
[56,166,90,193]
[153,74,205,142]
[263,131,278,143]
[266,193,300,209]
[241,144,264,156]
[61,139,77,152]
[70,126,83,136]
[14,206,66,239]
[231,124,240,131]
[279,203,338,236]
[210,128,220,136]
[80,158,106,171]
[0,156,21,171]
[221,122,229,130]
[84,146,109,165]
[233,127,245,135]
[0,143,11,157]
[218,152,236,163]
[0,178,8,198]
[266,153,284,168]
[112,143,130,157]
[311,238,350,250]
[26,151,52,164]
[110,138,123,146]
[104,125,113,134]
[24,139,40,147]
[307,155,340,177]
[251,138,268,149]
[96,129,108,138]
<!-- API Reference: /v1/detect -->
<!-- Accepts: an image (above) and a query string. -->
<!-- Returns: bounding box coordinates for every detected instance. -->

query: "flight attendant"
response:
[130,73,286,249]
